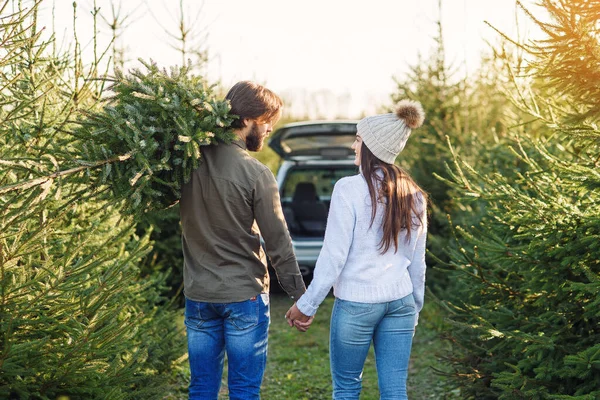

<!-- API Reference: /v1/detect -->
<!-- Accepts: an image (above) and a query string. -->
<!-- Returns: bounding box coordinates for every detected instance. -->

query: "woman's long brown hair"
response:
[360,142,427,254]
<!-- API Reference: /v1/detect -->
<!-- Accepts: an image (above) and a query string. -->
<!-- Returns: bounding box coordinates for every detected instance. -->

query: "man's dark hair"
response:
[225,81,283,129]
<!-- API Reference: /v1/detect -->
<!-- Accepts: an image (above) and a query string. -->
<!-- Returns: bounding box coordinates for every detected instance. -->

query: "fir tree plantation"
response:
[444,23,598,400]
[398,0,600,397]
[0,2,196,398]
[1,0,599,399]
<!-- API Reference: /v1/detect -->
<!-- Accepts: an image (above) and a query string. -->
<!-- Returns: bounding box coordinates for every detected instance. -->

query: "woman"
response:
[286,100,428,399]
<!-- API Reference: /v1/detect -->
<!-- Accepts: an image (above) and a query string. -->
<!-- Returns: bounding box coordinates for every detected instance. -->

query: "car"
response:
[266,120,359,289]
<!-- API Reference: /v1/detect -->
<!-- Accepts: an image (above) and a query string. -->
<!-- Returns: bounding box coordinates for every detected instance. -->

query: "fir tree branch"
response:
[0,154,131,195]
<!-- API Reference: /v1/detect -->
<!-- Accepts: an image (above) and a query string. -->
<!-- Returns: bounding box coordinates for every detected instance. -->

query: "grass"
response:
[261,294,373,399]
[168,291,461,399]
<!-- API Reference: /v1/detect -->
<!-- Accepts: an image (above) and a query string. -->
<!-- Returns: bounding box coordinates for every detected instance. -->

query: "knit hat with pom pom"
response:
[357,100,425,164]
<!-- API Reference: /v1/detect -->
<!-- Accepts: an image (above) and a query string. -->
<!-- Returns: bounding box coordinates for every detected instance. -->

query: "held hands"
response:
[285,303,314,332]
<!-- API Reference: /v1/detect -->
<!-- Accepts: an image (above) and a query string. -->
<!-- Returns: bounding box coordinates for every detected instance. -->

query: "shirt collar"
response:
[232,138,247,150]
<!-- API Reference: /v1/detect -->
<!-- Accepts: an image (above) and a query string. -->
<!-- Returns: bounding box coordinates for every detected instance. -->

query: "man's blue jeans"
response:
[329,294,416,400]
[184,294,270,400]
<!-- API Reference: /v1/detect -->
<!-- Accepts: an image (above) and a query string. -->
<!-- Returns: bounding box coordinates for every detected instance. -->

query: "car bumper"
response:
[292,239,322,276]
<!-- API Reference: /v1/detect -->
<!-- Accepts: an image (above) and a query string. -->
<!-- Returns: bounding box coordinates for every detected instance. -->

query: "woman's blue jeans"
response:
[184,294,270,400]
[330,294,416,400]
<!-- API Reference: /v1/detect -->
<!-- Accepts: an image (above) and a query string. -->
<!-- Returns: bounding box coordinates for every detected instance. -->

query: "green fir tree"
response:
[0,1,231,397]
[439,1,600,398]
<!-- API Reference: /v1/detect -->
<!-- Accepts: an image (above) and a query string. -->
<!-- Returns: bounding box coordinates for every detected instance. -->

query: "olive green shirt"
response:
[179,139,306,302]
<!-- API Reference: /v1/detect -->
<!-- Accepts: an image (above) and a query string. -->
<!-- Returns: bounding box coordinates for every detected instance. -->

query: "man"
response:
[179,81,308,400]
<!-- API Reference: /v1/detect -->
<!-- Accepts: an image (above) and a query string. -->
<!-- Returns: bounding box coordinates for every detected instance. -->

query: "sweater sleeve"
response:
[407,195,428,326]
[296,182,355,316]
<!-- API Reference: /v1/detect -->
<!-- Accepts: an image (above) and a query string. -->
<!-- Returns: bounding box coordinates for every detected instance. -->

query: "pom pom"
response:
[395,100,425,129]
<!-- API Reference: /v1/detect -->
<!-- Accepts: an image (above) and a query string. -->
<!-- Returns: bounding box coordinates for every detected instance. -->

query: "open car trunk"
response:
[269,121,359,240]
[278,164,358,239]
[267,121,359,286]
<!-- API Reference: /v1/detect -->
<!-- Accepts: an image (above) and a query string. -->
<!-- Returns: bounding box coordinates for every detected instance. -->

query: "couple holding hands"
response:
[179,81,427,400]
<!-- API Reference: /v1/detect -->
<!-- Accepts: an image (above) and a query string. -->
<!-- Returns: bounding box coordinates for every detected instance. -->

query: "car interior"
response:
[280,166,358,238]
[289,182,328,236]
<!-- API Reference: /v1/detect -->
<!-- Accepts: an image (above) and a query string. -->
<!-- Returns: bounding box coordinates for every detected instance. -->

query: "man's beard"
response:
[245,123,264,152]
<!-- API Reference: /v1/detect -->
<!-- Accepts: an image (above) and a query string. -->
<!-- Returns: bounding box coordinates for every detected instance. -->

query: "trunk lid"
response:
[268,120,358,160]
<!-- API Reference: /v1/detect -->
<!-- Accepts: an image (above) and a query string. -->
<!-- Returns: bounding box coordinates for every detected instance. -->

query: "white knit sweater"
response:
[295,173,427,325]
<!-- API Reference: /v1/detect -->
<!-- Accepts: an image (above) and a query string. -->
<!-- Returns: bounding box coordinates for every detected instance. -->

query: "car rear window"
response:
[281,166,358,200]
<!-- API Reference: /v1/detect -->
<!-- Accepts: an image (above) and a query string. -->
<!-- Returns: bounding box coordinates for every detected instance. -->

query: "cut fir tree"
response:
[73,59,237,215]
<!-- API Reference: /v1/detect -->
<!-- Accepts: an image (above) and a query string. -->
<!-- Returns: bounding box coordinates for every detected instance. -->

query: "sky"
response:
[35,0,540,118]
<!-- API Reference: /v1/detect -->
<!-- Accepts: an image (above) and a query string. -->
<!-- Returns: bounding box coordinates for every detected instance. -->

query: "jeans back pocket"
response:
[184,298,210,329]
[227,297,260,330]
[336,298,374,316]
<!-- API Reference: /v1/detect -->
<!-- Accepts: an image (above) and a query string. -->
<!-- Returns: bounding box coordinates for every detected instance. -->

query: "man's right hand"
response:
[285,303,314,332]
